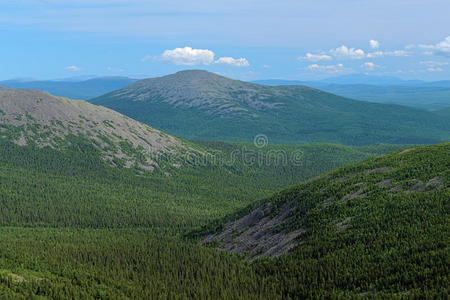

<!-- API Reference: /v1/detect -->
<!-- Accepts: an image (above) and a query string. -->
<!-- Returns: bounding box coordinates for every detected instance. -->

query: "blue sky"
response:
[1,0,449,81]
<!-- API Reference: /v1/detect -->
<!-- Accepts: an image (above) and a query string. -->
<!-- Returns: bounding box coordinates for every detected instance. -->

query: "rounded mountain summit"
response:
[92,70,450,146]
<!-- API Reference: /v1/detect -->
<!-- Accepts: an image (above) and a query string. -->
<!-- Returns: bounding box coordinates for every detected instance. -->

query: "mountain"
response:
[253,78,450,110]
[0,76,137,100]
[435,107,450,117]
[315,74,425,86]
[1,88,402,226]
[195,142,449,295]
[252,79,306,86]
[420,80,450,88]
[1,88,446,298]
[92,70,450,146]
[0,89,197,171]
[304,84,450,110]
[253,77,450,88]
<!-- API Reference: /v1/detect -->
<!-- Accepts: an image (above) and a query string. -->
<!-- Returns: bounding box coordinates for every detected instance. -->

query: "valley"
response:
[0,75,448,298]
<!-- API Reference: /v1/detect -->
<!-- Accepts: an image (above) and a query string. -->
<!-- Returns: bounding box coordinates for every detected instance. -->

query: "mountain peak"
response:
[146,69,237,85]
[102,69,282,118]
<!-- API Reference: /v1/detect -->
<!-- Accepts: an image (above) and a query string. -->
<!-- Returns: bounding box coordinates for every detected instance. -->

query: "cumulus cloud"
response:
[361,62,379,71]
[369,40,380,49]
[307,63,344,73]
[302,53,332,62]
[159,47,249,67]
[161,47,215,66]
[419,36,450,57]
[66,65,81,72]
[330,45,365,60]
[214,57,250,67]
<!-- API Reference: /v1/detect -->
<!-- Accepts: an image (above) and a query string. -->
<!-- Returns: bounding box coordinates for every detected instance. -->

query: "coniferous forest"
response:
[0,129,448,298]
[1,2,450,298]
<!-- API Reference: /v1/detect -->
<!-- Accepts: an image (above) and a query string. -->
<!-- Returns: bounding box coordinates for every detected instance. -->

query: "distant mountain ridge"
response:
[0,76,137,100]
[92,70,450,146]
[253,74,432,87]
[252,77,450,110]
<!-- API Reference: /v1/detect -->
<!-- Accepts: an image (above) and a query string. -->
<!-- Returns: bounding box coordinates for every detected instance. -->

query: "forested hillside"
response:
[0,89,447,298]
[0,141,447,298]
[92,70,450,145]
[196,143,449,297]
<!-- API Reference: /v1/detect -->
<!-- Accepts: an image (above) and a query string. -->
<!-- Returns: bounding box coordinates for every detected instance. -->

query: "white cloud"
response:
[427,67,444,72]
[161,47,215,66]
[367,50,408,58]
[263,64,271,69]
[361,62,379,71]
[214,57,250,67]
[66,65,81,72]
[419,36,450,57]
[367,51,383,58]
[387,50,408,57]
[307,63,344,73]
[432,36,450,57]
[420,61,448,67]
[421,61,447,72]
[369,40,380,49]
[330,45,365,60]
[159,47,249,67]
[302,53,332,62]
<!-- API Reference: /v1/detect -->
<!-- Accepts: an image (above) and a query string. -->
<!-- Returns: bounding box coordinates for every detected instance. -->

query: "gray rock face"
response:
[0,89,199,171]
[203,200,306,259]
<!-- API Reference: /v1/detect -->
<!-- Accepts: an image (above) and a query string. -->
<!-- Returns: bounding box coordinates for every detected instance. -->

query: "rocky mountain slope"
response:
[99,70,284,117]
[201,143,449,258]
[92,70,450,145]
[0,89,199,171]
